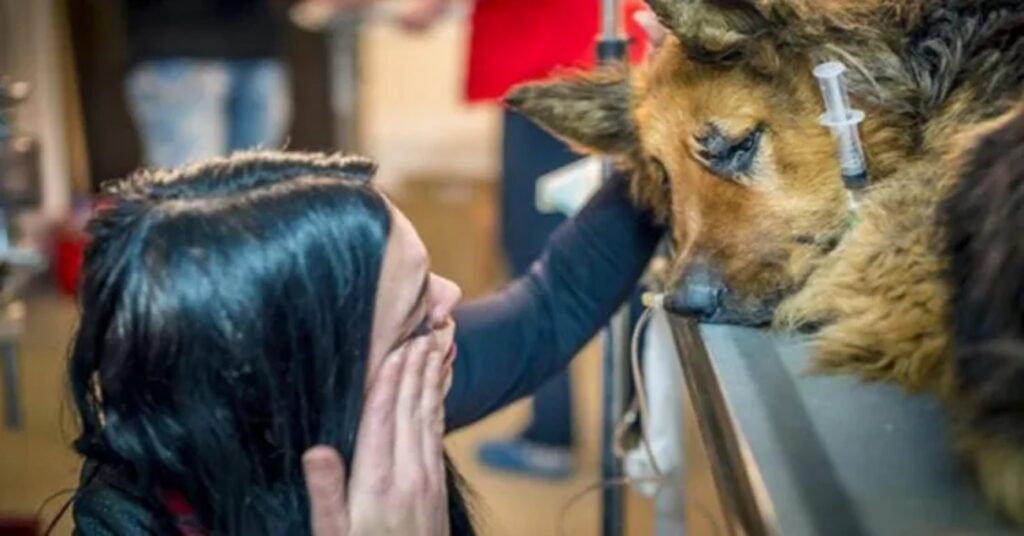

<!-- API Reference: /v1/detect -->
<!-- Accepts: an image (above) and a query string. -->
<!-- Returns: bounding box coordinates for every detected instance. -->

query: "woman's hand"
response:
[303,335,450,536]
[398,0,448,33]
[289,0,373,31]
[633,9,669,52]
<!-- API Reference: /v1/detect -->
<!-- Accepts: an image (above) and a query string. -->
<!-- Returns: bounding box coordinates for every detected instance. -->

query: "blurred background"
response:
[0,0,668,533]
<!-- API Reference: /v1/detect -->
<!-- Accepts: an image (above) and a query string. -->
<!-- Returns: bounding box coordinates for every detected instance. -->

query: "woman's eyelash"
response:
[409,317,433,339]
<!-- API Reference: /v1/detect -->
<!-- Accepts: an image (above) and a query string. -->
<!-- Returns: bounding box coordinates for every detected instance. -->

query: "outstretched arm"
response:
[445,173,663,430]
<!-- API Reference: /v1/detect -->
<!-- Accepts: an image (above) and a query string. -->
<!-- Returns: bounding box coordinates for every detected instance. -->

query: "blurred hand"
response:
[633,9,669,53]
[303,335,450,536]
[319,0,372,10]
[398,0,448,33]
[290,0,370,31]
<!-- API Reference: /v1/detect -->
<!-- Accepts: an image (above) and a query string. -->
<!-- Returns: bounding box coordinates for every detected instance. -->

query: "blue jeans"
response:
[502,111,576,448]
[126,59,290,168]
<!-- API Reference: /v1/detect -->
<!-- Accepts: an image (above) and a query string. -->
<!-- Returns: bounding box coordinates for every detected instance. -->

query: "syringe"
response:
[813,61,869,195]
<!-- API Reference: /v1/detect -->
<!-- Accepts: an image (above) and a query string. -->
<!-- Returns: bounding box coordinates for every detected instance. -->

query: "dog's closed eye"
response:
[697,124,765,181]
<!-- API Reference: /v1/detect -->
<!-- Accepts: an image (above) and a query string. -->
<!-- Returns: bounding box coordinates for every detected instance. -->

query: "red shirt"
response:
[465,0,648,102]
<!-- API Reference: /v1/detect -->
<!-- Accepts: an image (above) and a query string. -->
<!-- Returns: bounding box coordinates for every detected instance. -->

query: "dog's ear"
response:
[504,64,640,156]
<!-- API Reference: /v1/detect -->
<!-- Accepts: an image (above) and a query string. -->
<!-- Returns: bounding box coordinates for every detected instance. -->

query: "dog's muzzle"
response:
[661,264,775,327]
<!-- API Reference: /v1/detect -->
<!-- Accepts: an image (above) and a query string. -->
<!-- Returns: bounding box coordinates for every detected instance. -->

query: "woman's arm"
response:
[445,173,663,430]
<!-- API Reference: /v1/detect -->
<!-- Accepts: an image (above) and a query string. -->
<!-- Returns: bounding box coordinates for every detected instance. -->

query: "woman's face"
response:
[368,203,463,389]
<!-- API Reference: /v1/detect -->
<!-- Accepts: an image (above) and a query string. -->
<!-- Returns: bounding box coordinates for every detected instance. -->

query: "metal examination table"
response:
[668,317,1019,535]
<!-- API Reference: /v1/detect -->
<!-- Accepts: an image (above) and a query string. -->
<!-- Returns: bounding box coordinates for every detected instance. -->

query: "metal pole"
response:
[597,1,629,535]
[329,14,363,153]
[0,208,10,257]
[597,0,627,63]
[601,305,631,536]
[600,0,620,42]
[1,340,20,430]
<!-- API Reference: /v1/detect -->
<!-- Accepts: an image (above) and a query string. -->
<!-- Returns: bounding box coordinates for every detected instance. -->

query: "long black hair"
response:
[67,151,473,534]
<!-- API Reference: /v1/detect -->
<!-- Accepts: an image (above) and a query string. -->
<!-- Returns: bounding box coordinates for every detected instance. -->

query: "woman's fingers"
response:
[398,0,446,32]
[350,345,404,491]
[303,446,350,536]
[420,348,446,486]
[395,337,432,490]
[395,336,431,428]
[399,340,447,535]
[421,347,446,422]
[334,334,451,536]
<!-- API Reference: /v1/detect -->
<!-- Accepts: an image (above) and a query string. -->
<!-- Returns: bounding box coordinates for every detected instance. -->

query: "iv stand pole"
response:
[329,12,363,153]
[597,2,630,536]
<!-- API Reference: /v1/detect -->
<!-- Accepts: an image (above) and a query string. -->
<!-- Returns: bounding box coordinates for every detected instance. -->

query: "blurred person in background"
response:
[361,0,649,480]
[120,0,294,167]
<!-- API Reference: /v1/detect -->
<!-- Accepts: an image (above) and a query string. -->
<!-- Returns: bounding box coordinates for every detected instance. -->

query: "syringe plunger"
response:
[813,61,869,191]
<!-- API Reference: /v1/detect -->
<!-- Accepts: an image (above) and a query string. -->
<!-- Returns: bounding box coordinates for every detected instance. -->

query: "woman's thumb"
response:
[304,446,350,536]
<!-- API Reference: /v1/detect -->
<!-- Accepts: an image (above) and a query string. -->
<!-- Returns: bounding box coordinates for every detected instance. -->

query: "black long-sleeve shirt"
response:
[446,174,661,428]
[122,0,285,64]
[72,173,663,532]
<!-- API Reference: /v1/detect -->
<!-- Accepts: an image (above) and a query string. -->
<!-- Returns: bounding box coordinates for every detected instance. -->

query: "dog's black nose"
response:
[663,264,726,317]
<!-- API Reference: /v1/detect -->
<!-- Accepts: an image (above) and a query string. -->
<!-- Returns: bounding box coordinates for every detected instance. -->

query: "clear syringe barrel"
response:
[813,61,869,191]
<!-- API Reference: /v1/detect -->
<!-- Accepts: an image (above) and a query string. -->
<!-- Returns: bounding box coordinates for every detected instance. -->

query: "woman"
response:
[400,0,650,478]
[68,150,661,534]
